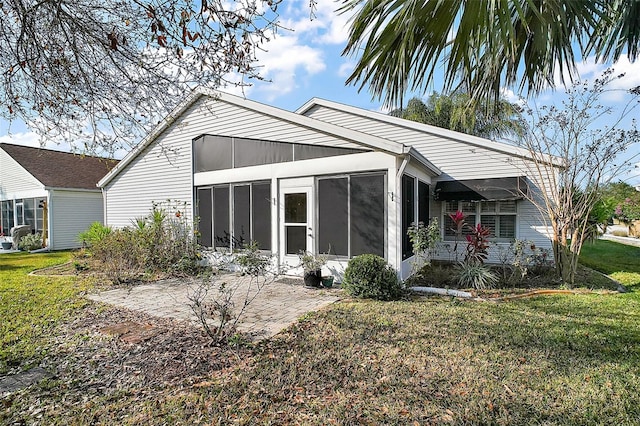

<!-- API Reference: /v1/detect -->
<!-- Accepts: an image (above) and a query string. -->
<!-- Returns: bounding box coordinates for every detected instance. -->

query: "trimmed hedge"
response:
[343,254,403,301]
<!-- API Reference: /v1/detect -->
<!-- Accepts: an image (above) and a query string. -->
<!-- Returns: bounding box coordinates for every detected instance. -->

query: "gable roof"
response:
[295,97,560,165]
[98,89,441,187]
[0,143,118,190]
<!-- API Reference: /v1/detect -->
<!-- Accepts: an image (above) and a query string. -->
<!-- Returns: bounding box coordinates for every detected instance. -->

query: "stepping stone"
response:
[0,367,53,396]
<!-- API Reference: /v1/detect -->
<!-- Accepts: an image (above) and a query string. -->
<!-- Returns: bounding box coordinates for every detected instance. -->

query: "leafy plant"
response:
[407,218,441,260]
[455,262,498,290]
[343,254,403,301]
[78,222,112,247]
[298,251,328,273]
[616,196,640,223]
[88,200,203,283]
[464,223,492,264]
[18,232,43,251]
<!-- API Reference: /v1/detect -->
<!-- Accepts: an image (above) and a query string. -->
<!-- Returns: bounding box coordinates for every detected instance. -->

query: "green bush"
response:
[343,254,403,300]
[18,233,43,251]
[78,222,112,247]
[91,228,144,283]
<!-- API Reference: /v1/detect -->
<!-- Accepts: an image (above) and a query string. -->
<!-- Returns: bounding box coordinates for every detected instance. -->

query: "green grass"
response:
[0,251,89,373]
[580,239,640,290]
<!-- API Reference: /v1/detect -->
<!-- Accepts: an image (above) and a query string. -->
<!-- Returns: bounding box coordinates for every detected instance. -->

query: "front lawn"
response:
[580,239,640,291]
[1,241,639,424]
[0,252,90,374]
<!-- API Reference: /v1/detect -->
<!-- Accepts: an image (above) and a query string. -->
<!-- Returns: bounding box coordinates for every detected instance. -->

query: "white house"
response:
[98,90,554,280]
[0,143,118,250]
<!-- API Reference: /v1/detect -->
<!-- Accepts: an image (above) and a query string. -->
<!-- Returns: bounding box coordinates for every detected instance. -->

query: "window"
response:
[401,175,415,260]
[443,200,517,240]
[317,173,385,258]
[418,181,430,224]
[196,182,271,251]
[0,198,45,235]
[193,135,365,172]
[1,200,14,235]
[195,188,213,247]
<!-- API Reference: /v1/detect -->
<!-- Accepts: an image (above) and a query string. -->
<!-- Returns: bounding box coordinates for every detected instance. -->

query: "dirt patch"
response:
[100,321,160,344]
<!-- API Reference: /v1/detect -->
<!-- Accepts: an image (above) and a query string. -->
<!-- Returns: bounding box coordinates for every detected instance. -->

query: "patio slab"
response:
[86,274,342,340]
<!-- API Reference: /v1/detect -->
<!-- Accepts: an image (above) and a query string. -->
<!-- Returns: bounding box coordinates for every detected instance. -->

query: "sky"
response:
[1,0,639,185]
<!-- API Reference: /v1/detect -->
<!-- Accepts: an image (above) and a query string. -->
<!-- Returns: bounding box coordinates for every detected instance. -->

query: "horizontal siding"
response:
[105,96,369,228]
[0,148,43,197]
[191,100,364,149]
[50,190,104,249]
[304,105,535,180]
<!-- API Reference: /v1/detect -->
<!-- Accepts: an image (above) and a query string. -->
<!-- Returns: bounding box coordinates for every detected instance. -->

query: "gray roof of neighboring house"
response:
[0,143,119,190]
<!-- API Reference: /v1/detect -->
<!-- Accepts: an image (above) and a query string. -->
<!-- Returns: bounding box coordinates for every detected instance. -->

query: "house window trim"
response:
[442,200,518,242]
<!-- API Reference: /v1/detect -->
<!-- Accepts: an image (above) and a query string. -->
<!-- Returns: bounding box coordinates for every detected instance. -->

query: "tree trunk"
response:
[552,239,576,288]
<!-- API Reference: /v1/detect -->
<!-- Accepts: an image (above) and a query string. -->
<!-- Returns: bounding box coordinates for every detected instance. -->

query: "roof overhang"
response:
[434,176,529,202]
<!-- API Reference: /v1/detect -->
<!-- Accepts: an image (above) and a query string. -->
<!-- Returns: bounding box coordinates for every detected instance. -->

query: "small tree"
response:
[518,69,640,286]
[187,242,277,344]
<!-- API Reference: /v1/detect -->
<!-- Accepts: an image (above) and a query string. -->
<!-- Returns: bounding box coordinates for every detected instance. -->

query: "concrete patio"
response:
[86,274,342,340]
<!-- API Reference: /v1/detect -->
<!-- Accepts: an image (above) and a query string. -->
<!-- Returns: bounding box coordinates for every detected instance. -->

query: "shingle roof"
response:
[0,143,119,190]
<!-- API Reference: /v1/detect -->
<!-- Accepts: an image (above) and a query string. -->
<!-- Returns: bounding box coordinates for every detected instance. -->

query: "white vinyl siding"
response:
[104,97,372,228]
[49,190,104,250]
[0,147,44,196]
[303,104,536,180]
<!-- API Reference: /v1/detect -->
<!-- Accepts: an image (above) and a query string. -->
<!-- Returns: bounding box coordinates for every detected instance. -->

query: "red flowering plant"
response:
[448,210,466,261]
[465,223,492,265]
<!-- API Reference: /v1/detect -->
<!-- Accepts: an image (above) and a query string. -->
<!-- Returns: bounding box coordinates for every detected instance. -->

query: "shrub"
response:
[91,228,145,283]
[86,200,203,283]
[455,262,498,290]
[18,233,43,251]
[78,222,111,247]
[343,254,403,300]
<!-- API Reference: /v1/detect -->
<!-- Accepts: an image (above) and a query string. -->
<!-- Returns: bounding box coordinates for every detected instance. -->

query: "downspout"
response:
[395,154,410,280]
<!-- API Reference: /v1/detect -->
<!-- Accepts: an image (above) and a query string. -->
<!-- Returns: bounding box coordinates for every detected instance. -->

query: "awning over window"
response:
[434,177,529,202]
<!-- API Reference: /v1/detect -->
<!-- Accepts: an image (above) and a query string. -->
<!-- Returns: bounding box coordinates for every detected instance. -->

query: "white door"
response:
[279,178,314,268]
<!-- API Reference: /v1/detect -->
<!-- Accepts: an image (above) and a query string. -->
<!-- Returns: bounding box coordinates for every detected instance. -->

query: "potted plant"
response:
[0,233,12,250]
[299,251,327,288]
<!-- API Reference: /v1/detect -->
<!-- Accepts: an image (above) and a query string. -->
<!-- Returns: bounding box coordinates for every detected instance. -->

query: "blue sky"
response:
[1,0,639,184]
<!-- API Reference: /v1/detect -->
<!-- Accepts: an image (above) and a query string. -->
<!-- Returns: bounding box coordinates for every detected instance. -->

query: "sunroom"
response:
[192,133,439,280]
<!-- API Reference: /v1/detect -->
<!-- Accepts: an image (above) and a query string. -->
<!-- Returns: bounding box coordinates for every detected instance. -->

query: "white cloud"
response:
[0,131,41,148]
[253,34,326,100]
[552,55,640,101]
[279,0,352,45]
[338,60,355,78]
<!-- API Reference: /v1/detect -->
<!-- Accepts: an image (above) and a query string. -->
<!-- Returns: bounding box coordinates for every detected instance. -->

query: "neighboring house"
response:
[98,89,555,280]
[0,143,118,250]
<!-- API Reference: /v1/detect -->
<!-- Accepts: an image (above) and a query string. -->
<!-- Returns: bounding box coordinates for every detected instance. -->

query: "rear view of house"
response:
[0,143,118,250]
[98,90,554,280]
